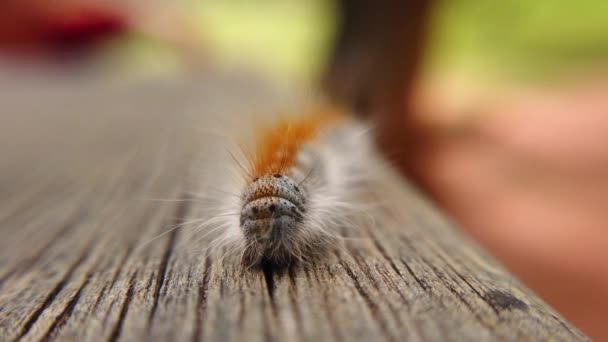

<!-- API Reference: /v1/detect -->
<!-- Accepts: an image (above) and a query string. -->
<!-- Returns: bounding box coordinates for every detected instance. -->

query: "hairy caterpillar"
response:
[194,106,380,269]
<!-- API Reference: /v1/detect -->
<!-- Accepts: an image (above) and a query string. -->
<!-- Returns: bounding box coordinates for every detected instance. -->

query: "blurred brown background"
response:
[1,0,607,339]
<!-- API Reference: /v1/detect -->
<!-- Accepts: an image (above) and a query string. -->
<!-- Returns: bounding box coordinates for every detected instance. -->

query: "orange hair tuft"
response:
[246,107,346,179]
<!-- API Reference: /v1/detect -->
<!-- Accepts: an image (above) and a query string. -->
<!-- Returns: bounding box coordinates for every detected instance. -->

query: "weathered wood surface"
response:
[0,69,587,341]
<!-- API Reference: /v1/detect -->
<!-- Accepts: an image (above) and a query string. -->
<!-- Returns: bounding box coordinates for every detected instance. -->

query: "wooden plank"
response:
[0,70,588,341]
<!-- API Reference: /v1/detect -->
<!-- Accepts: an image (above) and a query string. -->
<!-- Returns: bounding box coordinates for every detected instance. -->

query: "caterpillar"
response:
[194,105,381,269]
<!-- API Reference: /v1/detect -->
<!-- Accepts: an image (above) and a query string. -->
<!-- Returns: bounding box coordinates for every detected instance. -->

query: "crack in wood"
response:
[312,267,344,342]
[260,271,275,342]
[146,231,177,328]
[428,243,505,316]
[15,241,91,341]
[400,258,431,293]
[192,258,211,342]
[339,261,397,342]
[350,252,412,341]
[237,287,246,331]
[147,197,190,328]
[91,284,108,314]
[40,273,92,342]
[285,266,305,339]
[367,230,408,283]
[425,259,494,331]
[108,272,137,342]
[0,208,88,286]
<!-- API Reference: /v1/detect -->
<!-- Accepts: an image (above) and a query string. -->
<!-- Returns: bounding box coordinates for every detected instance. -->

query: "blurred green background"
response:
[108,0,608,84]
[193,0,336,82]
[167,0,608,83]
[428,0,608,81]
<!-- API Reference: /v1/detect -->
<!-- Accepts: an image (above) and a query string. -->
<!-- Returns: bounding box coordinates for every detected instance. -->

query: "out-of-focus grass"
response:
[427,0,608,81]
[112,1,608,84]
[193,0,336,83]
[193,0,608,83]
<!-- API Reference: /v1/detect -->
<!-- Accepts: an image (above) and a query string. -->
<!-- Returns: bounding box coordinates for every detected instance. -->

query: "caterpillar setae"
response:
[193,105,382,269]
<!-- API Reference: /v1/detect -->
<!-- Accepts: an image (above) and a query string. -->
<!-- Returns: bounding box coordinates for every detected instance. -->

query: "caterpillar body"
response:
[196,107,380,269]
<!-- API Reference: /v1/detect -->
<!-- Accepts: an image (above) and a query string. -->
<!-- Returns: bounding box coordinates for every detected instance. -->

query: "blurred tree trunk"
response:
[324,0,433,179]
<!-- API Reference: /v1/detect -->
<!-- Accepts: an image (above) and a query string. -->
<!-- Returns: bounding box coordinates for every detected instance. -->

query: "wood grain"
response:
[0,69,588,341]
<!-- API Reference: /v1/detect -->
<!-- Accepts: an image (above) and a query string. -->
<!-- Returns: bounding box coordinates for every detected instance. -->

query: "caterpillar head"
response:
[240,173,307,267]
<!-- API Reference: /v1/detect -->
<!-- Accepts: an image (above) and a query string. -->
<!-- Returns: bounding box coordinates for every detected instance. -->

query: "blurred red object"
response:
[0,0,127,57]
